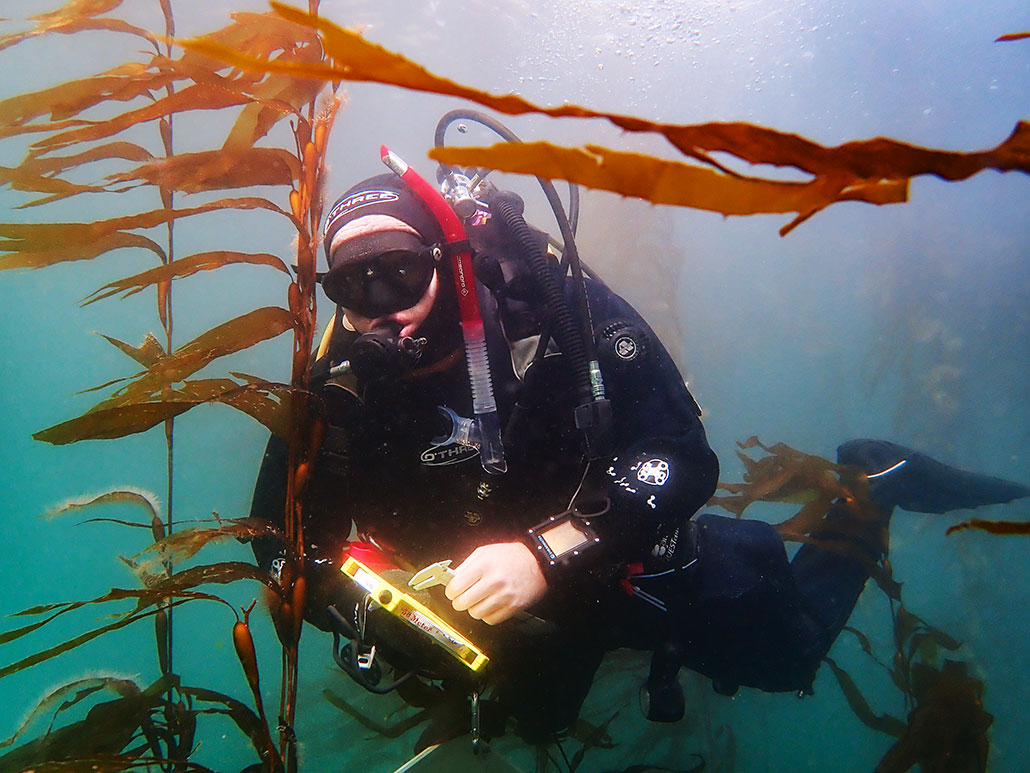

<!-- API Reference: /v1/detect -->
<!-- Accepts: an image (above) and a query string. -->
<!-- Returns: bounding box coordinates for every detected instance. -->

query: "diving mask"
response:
[322,237,441,319]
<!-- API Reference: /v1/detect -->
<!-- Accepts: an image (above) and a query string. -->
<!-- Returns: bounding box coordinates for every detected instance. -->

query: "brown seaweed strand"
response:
[150,4,179,770]
[157,0,177,719]
[278,4,334,766]
[279,2,319,763]
[233,601,284,772]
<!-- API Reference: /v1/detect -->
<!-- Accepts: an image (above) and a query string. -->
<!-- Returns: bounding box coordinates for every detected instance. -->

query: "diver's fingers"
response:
[466,595,512,625]
[445,558,483,601]
[450,576,493,613]
[447,542,548,619]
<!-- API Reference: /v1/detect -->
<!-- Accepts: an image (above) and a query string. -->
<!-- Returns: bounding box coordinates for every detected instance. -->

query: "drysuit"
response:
[249,213,1030,736]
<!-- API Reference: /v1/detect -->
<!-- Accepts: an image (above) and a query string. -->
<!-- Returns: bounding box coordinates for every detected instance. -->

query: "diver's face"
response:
[344,269,439,338]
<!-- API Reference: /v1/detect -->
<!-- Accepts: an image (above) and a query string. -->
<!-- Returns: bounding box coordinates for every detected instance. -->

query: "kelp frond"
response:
[0,3,338,769]
[946,518,1030,536]
[0,0,158,54]
[0,676,145,752]
[127,518,283,577]
[45,488,161,523]
[175,2,1030,236]
[34,376,306,445]
[711,436,883,530]
[84,251,292,304]
[0,558,279,680]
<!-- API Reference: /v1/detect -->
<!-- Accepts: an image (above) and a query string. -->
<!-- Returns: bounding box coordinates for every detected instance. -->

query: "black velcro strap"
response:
[441,239,471,257]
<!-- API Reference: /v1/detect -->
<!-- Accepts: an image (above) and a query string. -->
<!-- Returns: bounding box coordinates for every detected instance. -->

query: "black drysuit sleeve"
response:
[573,284,719,563]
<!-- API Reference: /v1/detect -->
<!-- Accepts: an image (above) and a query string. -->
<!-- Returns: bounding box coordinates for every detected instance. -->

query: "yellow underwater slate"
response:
[341,556,490,672]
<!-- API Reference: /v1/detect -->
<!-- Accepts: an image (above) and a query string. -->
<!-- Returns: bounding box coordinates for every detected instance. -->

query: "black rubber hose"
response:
[328,607,415,695]
[492,193,592,405]
[435,109,580,238]
[434,109,601,386]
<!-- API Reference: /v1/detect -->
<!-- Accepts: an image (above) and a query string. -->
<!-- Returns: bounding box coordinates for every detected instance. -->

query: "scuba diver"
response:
[249,111,1030,746]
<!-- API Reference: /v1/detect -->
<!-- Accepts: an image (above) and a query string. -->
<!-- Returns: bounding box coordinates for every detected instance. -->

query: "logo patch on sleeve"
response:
[636,459,670,486]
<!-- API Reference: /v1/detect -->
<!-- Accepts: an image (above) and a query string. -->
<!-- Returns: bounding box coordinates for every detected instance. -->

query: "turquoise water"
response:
[1,0,1027,770]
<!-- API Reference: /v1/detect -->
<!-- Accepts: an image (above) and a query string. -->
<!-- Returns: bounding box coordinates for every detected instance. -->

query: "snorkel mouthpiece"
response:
[432,406,504,464]
[380,145,506,474]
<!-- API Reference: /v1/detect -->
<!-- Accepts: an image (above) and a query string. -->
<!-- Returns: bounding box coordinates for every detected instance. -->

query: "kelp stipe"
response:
[0,1,338,769]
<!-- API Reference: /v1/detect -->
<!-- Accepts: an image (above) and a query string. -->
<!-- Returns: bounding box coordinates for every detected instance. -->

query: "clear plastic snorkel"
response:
[380,146,507,475]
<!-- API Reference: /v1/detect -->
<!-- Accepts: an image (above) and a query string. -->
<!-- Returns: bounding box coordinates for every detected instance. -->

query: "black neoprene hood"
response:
[322,173,445,268]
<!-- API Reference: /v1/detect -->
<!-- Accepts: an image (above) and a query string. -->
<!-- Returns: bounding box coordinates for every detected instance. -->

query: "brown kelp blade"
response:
[0,63,167,131]
[431,128,1030,233]
[249,4,1030,232]
[45,489,159,522]
[946,518,1030,536]
[85,251,291,305]
[0,0,125,53]
[31,83,251,152]
[18,141,154,175]
[0,228,165,270]
[222,41,327,151]
[616,118,1030,182]
[842,626,893,673]
[177,10,321,70]
[824,657,907,739]
[33,400,197,445]
[0,675,187,772]
[105,147,300,194]
[0,676,142,751]
[128,521,284,576]
[3,11,324,147]
[97,332,165,367]
[34,376,303,445]
[711,437,871,523]
[877,661,992,773]
[177,685,270,766]
[0,167,106,206]
[0,197,292,272]
[0,563,275,679]
[886,606,963,696]
[431,141,909,234]
[2,585,231,645]
[142,560,280,595]
[1,141,154,207]
[0,597,195,680]
[104,307,298,399]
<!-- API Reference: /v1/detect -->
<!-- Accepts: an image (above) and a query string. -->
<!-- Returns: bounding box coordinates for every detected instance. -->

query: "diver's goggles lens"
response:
[322,249,435,317]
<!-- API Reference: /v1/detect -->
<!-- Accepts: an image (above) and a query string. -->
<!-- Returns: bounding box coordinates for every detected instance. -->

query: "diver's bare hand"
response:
[446,542,547,625]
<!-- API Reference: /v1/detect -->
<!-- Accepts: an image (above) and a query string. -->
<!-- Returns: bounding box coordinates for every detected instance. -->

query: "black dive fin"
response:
[837,439,1030,514]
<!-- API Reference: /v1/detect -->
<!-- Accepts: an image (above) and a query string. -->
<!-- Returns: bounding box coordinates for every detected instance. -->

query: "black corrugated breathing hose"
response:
[490,192,593,406]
